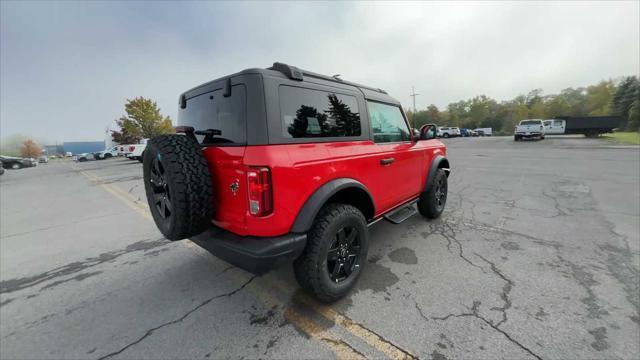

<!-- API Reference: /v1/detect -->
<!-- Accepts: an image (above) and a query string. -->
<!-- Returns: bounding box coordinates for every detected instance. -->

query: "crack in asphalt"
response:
[414,301,429,322]
[0,238,169,294]
[426,220,486,273]
[474,253,514,328]
[431,300,542,360]
[97,275,256,360]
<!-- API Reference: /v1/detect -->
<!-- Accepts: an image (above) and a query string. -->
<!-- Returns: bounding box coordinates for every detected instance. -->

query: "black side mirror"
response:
[420,124,437,140]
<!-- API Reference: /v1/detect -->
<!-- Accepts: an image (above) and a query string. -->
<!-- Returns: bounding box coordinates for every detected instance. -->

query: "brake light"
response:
[129,145,136,152]
[247,167,273,216]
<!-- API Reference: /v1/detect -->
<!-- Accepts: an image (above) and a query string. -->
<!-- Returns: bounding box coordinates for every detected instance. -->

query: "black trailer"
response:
[556,116,623,137]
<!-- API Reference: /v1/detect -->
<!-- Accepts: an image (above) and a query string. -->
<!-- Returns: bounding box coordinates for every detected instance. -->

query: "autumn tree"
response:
[20,139,42,158]
[112,97,173,143]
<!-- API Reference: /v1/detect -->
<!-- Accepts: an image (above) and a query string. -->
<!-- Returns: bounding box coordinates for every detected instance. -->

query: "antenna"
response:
[410,86,420,128]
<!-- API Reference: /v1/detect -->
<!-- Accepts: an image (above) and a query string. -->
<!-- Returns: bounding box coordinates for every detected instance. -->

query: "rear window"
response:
[279,86,361,138]
[520,120,541,126]
[178,84,246,145]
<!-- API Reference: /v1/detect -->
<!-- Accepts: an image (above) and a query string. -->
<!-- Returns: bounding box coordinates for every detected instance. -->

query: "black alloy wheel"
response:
[434,173,447,212]
[327,226,362,283]
[149,156,172,220]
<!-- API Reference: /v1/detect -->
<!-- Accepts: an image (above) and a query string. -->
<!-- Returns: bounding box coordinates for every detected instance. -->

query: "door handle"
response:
[380,157,395,165]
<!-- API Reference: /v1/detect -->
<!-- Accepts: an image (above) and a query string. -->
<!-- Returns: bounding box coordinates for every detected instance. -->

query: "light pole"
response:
[410,86,419,128]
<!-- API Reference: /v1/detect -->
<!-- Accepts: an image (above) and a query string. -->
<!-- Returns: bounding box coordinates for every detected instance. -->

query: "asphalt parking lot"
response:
[1,136,639,359]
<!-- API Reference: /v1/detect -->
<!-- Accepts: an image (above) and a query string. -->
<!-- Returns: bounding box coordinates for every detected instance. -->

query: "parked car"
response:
[0,155,37,169]
[38,156,49,163]
[0,160,4,175]
[437,126,460,138]
[474,127,492,136]
[73,153,96,162]
[96,146,119,159]
[143,63,451,302]
[459,128,477,137]
[126,140,148,162]
[514,119,545,141]
[65,152,73,157]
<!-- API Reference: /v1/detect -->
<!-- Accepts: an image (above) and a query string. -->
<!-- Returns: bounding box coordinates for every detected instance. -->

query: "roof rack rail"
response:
[269,62,388,94]
[270,62,304,81]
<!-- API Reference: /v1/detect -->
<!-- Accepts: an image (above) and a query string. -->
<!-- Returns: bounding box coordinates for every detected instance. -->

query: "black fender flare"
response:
[291,178,374,233]
[425,156,451,192]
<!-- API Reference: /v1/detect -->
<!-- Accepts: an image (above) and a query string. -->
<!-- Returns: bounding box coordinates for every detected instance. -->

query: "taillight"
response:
[129,145,136,152]
[247,167,273,216]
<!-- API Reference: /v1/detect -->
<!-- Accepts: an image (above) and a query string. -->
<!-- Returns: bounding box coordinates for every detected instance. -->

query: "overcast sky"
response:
[1,1,638,143]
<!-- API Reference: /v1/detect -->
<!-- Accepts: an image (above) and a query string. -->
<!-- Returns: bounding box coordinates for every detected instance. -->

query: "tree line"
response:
[406,76,639,134]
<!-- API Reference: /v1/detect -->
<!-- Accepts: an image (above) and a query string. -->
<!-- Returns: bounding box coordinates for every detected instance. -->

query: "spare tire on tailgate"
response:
[143,134,213,240]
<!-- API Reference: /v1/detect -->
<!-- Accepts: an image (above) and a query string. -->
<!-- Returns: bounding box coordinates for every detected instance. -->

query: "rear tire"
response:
[443,133,450,138]
[143,135,213,241]
[294,204,368,302]
[418,168,448,219]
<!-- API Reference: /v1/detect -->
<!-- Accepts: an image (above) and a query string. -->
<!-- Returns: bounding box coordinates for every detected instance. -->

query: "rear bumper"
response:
[190,226,307,274]
[516,132,542,138]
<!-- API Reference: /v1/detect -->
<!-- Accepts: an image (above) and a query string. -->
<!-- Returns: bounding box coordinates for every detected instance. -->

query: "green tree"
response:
[112,97,173,143]
[545,95,571,117]
[586,80,615,115]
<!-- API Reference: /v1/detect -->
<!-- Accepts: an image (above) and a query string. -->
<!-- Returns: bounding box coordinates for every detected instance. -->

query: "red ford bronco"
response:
[143,63,450,302]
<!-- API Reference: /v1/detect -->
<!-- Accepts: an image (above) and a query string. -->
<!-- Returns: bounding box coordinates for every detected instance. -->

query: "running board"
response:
[383,202,418,224]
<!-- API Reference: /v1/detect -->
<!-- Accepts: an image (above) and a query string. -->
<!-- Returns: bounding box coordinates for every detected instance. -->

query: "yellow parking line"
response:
[271,280,417,360]
[75,165,368,358]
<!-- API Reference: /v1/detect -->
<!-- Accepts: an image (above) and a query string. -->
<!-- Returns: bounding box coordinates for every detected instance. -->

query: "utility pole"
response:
[410,86,419,128]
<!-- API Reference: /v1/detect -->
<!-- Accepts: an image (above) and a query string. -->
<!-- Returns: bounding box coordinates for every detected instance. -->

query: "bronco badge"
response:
[230,179,239,196]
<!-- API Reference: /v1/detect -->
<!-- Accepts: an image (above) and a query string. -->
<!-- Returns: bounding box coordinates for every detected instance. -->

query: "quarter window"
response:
[279,86,361,138]
[367,101,410,143]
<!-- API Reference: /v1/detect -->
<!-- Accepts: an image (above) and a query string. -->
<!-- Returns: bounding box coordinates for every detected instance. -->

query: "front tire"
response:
[443,133,450,138]
[294,204,368,302]
[418,168,448,219]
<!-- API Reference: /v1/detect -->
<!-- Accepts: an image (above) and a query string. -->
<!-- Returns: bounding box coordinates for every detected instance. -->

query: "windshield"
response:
[178,84,247,145]
[520,120,541,126]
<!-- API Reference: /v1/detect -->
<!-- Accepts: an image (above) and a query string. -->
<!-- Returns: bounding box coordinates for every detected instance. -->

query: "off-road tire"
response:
[293,204,368,302]
[143,135,213,241]
[418,168,448,219]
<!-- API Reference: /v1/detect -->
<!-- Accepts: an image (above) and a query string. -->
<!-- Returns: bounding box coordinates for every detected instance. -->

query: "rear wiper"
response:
[175,126,223,143]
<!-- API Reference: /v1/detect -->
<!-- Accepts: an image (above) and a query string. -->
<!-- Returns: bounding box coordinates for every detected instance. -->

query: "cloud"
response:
[1,1,638,142]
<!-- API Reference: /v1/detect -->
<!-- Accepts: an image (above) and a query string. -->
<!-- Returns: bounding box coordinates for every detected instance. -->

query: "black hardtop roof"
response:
[181,62,401,105]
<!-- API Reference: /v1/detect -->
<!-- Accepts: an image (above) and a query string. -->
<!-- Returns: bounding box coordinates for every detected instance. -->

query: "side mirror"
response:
[419,124,437,140]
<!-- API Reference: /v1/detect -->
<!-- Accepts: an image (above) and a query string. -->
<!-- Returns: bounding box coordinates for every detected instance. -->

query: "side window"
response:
[544,121,552,127]
[367,101,410,143]
[279,86,361,138]
[553,120,563,126]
